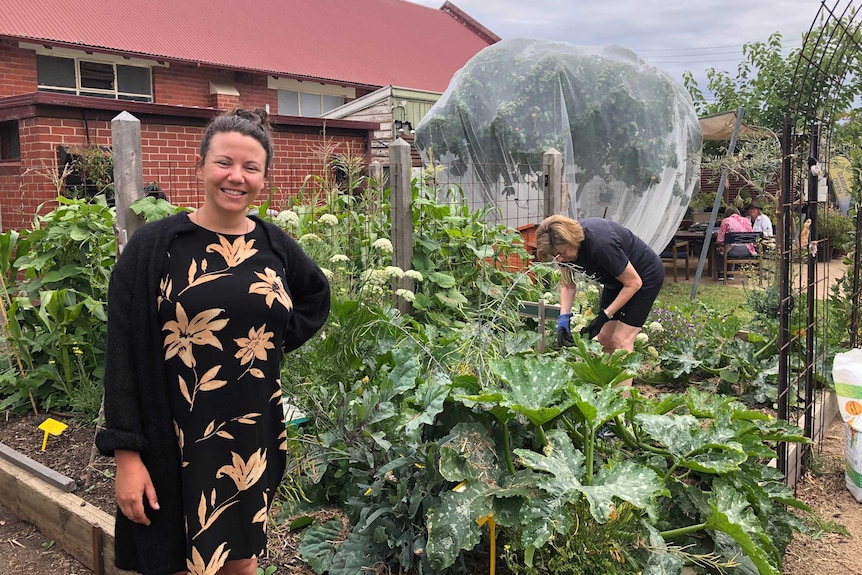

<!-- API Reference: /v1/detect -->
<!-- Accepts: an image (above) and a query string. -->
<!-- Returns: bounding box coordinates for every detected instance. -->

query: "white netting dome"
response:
[415,38,702,253]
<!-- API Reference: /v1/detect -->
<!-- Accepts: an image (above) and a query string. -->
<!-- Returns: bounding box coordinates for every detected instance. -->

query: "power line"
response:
[632,41,802,53]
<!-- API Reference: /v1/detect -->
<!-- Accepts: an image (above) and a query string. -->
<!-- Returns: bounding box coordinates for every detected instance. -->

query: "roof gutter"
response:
[0,92,379,134]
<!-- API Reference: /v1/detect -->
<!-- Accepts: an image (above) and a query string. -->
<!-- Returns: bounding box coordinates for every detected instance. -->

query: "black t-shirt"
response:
[570,218,663,289]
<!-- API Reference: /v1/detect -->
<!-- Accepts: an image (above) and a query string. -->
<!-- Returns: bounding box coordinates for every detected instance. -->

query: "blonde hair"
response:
[535,215,584,262]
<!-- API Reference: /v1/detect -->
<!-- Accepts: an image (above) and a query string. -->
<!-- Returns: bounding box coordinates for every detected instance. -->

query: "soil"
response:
[0,413,315,574]
[0,411,860,575]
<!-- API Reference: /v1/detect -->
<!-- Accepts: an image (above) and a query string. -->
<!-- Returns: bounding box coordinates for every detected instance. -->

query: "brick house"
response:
[0,0,497,231]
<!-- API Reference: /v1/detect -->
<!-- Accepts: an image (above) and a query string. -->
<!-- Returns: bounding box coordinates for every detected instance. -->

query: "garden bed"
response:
[1,396,859,575]
[0,414,316,575]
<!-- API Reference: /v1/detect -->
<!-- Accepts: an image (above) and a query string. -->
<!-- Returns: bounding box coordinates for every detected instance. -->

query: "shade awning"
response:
[699,111,773,141]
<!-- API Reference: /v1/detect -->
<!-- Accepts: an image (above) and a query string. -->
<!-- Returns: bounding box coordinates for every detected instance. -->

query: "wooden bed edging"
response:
[0,441,77,491]
[0,447,135,575]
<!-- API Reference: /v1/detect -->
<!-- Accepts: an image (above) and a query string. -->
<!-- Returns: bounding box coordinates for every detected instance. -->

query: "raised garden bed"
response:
[0,442,132,575]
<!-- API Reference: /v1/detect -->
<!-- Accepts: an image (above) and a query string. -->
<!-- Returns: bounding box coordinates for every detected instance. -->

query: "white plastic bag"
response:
[833,349,862,502]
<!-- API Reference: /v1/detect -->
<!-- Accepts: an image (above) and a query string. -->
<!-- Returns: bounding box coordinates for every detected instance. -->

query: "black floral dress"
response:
[158,223,291,572]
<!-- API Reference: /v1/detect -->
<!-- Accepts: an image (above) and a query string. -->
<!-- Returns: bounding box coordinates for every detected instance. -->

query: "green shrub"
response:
[1,195,114,414]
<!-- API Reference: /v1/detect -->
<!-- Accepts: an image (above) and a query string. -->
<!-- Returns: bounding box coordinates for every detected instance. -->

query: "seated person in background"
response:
[746,200,774,237]
[717,206,756,280]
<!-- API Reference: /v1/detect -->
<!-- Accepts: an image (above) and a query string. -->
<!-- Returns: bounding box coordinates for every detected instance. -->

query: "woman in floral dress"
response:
[97,109,330,575]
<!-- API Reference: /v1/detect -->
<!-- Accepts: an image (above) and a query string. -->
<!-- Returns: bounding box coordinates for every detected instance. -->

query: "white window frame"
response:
[24,43,163,102]
[268,77,354,117]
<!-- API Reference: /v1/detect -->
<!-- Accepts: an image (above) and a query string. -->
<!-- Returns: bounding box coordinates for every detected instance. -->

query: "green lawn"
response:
[656,281,754,322]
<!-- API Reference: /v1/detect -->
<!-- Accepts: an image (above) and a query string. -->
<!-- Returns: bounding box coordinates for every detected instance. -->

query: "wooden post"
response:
[369,160,383,186]
[542,148,563,218]
[389,139,414,315]
[111,111,146,252]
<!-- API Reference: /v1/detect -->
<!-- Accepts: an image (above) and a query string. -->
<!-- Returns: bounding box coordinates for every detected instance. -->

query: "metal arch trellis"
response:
[778,0,862,479]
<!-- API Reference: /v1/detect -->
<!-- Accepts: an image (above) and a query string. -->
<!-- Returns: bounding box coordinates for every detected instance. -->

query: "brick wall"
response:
[0,43,378,230]
[0,40,37,97]
[0,111,369,231]
[153,63,278,112]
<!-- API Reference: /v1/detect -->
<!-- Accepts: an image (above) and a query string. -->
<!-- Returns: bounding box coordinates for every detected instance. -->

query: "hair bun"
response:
[233,108,270,129]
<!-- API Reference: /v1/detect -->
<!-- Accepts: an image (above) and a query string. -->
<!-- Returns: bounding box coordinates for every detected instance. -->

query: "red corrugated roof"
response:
[0,0,496,92]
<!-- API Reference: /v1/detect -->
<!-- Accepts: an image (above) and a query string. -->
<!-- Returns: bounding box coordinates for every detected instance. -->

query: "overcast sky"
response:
[409,0,826,98]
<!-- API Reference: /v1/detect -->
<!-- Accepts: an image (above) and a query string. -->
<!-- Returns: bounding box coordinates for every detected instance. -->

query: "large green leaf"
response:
[386,346,421,398]
[298,519,343,573]
[516,430,664,524]
[515,430,585,497]
[705,480,780,575]
[581,460,665,523]
[427,271,457,288]
[328,530,383,575]
[517,490,574,550]
[641,522,684,575]
[427,423,508,568]
[0,230,20,276]
[435,287,470,307]
[658,339,704,378]
[404,370,450,433]
[567,337,641,387]
[457,355,573,428]
[437,423,498,483]
[637,414,748,474]
[425,483,488,570]
[566,383,628,430]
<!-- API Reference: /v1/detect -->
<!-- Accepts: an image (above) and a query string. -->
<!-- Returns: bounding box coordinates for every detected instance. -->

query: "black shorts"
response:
[599,274,663,328]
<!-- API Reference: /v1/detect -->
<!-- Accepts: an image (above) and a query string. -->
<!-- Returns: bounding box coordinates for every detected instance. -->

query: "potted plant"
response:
[815,207,854,260]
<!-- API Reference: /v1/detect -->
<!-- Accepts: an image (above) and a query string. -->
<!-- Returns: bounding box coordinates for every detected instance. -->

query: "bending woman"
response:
[535,215,664,385]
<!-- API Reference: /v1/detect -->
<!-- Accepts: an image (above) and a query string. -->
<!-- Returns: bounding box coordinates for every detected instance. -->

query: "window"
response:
[278,89,344,117]
[37,55,153,102]
[0,122,21,161]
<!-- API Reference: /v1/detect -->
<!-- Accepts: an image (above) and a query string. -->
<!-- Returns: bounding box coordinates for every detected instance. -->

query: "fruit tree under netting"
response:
[414,38,703,253]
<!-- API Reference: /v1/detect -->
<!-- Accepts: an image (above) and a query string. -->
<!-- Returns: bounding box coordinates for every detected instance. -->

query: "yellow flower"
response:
[249,267,293,310]
[216,449,267,491]
[206,235,258,267]
[163,303,227,368]
[234,325,275,366]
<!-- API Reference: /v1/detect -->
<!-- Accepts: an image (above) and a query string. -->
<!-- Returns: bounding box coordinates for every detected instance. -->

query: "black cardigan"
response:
[95,212,330,574]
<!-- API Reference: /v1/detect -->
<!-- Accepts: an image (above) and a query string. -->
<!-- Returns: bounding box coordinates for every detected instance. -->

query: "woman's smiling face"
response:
[196,130,267,217]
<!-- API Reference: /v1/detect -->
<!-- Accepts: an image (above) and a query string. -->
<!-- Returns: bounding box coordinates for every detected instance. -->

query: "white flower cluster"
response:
[384,266,405,279]
[372,238,393,253]
[647,321,664,333]
[299,233,321,245]
[395,288,416,302]
[359,268,389,298]
[404,270,423,282]
[318,213,338,227]
[275,210,299,228]
[635,332,649,344]
[330,254,350,264]
[320,267,333,280]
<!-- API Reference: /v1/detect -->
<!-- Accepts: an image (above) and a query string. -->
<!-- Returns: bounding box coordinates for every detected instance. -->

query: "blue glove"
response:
[556,312,574,347]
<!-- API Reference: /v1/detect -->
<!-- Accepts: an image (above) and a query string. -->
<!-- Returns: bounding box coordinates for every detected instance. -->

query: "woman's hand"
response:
[115,450,160,526]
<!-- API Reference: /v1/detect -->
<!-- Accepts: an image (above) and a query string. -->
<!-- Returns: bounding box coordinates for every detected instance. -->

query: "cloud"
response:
[409,0,819,85]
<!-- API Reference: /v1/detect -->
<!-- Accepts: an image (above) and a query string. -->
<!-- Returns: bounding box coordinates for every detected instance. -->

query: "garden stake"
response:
[38,417,67,451]
[477,513,496,575]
